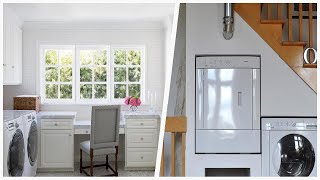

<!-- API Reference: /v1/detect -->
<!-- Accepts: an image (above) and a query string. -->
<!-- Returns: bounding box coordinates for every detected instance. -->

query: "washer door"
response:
[27,121,38,166]
[272,134,315,176]
[7,129,25,176]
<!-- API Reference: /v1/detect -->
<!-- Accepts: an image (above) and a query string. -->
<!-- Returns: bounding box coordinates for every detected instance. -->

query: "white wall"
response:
[3,21,167,119]
[185,4,316,176]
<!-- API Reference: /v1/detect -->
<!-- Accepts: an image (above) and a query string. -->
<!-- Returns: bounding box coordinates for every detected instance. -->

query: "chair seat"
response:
[80,140,116,156]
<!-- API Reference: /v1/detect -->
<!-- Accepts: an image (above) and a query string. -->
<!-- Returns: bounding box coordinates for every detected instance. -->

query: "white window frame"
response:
[40,45,76,104]
[111,46,145,104]
[40,44,145,104]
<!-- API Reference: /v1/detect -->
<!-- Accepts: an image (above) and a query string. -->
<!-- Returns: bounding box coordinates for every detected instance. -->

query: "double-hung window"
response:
[40,45,144,104]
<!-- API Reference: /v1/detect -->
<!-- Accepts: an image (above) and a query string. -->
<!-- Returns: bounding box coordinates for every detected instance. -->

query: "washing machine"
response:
[262,118,317,177]
[22,111,38,176]
[3,111,26,176]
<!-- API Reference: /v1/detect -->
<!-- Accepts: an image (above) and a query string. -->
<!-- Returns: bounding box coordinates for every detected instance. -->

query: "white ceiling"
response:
[5,3,175,22]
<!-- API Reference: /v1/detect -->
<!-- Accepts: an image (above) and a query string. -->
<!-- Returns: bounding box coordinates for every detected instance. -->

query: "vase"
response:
[130,106,138,112]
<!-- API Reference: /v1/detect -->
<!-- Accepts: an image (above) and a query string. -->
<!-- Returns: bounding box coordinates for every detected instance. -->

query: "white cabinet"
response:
[39,118,74,170]
[3,7,22,85]
[125,118,160,169]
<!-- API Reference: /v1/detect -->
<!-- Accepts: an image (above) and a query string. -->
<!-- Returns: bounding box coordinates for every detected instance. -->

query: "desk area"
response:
[37,110,160,171]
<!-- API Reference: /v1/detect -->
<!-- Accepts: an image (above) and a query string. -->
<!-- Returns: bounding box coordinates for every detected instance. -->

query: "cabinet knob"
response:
[69,134,72,136]
[11,66,14,68]
[3,64,6,66]
[54,123,58,126]
[140,137,144,141]
[140,123,144,125]
[140,156,144,159]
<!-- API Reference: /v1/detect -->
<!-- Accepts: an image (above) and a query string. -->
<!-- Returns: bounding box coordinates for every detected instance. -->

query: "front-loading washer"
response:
[262,118,317,177]
[22,111,38,176]
[3,112,26,177]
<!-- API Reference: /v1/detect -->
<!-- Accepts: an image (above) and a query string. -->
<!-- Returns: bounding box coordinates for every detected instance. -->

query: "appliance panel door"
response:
[196,69,204,129]
[203,69,253,130]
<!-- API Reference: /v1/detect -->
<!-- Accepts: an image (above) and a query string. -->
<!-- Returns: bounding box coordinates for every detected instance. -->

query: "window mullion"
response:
[57,49,61,99]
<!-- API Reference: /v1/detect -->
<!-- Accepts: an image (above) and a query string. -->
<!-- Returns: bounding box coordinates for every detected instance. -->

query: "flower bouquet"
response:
[124,96,141,111]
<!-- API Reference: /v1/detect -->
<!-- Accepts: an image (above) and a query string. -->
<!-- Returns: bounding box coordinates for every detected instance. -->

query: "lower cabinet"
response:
[125,118,160,169]
[40,130,73,168]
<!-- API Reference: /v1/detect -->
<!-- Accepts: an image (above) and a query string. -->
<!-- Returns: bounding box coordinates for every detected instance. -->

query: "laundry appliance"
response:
[3,110,27,176]
[195,55,261,153]
[22,111,38,176]
[262,118,317,176]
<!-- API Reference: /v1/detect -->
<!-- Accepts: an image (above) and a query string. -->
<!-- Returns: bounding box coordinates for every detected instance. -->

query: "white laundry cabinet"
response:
[124,116,160,170]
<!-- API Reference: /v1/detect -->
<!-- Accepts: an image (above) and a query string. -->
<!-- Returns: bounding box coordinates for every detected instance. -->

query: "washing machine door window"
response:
[8,129,25,176]
[273,134,315,176]
[28,121,38,166]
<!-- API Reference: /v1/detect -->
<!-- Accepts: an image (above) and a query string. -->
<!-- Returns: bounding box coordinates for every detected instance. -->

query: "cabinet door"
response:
[202,69,253,130]
[40,130,73,168]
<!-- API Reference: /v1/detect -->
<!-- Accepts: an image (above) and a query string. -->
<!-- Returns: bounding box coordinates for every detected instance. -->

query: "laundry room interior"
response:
[2,2,174,177]
[161,3,317,177]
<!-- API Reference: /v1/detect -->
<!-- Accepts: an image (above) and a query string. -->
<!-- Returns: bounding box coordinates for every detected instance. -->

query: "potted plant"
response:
[124,96,141,111]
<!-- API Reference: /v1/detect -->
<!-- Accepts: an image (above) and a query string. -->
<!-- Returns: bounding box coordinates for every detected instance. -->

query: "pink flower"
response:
[124,96,132,105]
[136,98,141,106]
[129,98,137,106]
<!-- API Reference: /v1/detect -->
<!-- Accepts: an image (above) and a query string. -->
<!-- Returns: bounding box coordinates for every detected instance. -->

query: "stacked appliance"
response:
[3,110,38,177]
[262,118,317,177]
[195,55,260,153]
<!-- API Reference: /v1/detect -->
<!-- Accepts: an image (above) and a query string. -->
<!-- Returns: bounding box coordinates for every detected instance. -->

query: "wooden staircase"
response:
[234,3,317,92]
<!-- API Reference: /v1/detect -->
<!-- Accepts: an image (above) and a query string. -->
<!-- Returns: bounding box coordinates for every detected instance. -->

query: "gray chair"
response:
[80,105,120,176]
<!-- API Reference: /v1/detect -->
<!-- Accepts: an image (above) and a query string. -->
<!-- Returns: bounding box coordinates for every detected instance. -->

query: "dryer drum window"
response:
[8,129,25,176]
[274,134,315,176]
[28,121,38,166]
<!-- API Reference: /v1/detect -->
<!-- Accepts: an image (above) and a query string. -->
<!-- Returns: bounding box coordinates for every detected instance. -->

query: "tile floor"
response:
[36,162,154,177]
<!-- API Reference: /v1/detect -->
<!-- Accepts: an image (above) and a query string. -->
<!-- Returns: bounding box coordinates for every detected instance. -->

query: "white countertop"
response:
[37,111,77,119]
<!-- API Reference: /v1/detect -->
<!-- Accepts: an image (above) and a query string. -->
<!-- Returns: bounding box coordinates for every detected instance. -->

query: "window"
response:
[40,45,144,104]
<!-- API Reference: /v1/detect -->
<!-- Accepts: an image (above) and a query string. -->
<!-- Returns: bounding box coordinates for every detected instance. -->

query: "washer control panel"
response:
[262,118,317,130]
[196,56,260,69]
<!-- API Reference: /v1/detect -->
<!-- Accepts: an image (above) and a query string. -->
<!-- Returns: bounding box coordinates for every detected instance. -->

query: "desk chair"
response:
[80,105,120,176]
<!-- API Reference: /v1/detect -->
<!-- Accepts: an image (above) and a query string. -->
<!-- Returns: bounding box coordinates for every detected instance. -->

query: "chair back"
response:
[90,105,120,149]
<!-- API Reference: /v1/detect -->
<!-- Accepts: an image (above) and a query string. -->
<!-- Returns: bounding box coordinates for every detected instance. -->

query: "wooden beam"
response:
[182,133,186,176]
[165,116,187,133]
[171,132,175,176]
[299,3,303,41]
[277,3,282,19]
[160,142,164,176]
[267,3,272,19]
[309,3,313,63]
[288,4,293,41]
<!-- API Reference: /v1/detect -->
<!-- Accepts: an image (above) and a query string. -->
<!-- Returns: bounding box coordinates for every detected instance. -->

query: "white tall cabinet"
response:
[3,6,23,85]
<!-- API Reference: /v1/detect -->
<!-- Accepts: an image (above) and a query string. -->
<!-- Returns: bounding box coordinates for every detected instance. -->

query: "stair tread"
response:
[261,20,286,25]
[282,41,308,46]
[303,64,317,68]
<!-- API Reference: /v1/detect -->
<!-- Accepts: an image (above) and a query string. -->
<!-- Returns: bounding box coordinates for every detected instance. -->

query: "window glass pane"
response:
[80,67,92,82]
[45,50,58,65]
[114,50,126,65]
[80,84,92,99]
[80,50,93,65]
[45,67,58,82]
[114,67,126,82]
[60,84,72,99]
[128,84,140,97]
[128,67,141,82]
[60,50,72,65]
[94,67,107,82]
[94,50,107,65]
[114,84,126,98]
[60,67,72,82]
[45,84,58,99]
[94,84,107,99]
[128,50,141,65]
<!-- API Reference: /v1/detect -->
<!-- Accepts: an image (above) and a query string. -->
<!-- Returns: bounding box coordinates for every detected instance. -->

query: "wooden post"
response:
[182,133,186,176]
[160,142,165,176]
[277,3,282,19]
[267,3,272,19]
[171,132,175,176]
[288,4,293,41]
[299,3,303,41]
[309,3,313,63]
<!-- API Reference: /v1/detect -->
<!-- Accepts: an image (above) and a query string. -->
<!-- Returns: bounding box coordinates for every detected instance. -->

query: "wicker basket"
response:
[14,95,41,112]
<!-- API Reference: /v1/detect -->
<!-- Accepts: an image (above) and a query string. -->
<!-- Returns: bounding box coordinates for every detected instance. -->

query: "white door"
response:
[199,69,253,130]
[40,130,73,168]
[269,131,317,177]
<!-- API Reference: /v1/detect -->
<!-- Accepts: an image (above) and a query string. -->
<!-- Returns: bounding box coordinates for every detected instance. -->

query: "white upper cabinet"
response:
[3,7,23,85]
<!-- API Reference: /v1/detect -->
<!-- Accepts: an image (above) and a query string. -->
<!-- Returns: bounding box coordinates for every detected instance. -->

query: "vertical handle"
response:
[238,92,242,106]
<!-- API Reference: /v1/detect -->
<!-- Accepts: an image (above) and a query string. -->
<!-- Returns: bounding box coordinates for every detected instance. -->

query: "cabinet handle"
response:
[54,123,58,126]
[3,64,6,66]
[140,123,144,125]
[69,134,72,136]
[11,66,14,68]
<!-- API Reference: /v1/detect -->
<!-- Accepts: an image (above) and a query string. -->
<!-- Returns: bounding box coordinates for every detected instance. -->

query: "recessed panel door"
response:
[202,69,253,130]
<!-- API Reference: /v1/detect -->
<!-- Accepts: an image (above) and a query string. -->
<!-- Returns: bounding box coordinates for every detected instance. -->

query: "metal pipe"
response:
[223,3,234,40]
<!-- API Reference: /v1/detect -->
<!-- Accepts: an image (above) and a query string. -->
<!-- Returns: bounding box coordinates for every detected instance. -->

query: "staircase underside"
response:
[234,3,317,93]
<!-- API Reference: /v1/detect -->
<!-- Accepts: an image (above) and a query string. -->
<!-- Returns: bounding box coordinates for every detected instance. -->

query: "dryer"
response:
[262,118,317,176]
[3,111,26,176]
[22,111,38,176]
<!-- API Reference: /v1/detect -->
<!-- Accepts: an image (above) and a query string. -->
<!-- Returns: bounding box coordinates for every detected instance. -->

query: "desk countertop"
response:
[37,111,77,119]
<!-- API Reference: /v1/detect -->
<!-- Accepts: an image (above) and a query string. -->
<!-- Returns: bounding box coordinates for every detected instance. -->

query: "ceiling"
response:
[5,3,175,22]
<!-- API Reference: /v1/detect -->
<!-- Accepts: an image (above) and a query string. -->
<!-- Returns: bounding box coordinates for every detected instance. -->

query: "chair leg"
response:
[90,149,94,176]
[80,149,83,173]
[106,155,109,169]
[115,146,118,176]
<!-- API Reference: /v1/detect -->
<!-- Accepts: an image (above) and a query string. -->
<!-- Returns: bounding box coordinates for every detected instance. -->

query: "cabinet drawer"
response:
[74,129,91,134]
[41,119,73,130]
[126,148,156,167]
[126,119,158,129]
[126,129,158,148]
